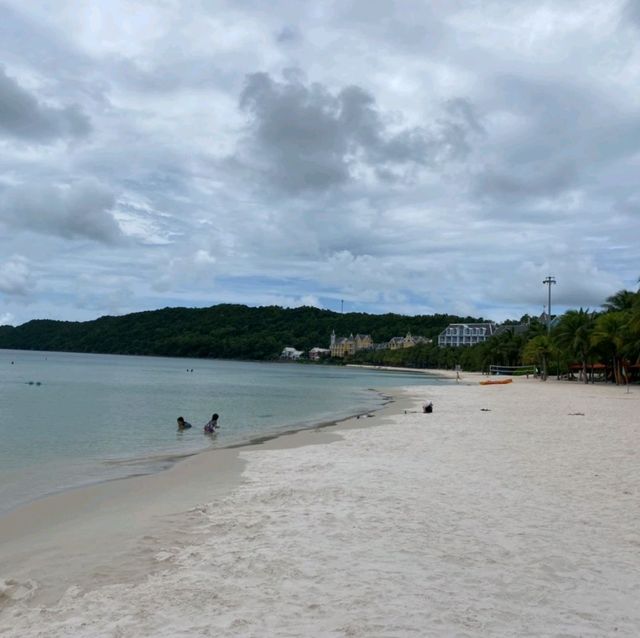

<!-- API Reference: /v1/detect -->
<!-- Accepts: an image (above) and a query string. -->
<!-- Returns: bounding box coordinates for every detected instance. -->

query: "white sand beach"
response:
[1,376,639,637]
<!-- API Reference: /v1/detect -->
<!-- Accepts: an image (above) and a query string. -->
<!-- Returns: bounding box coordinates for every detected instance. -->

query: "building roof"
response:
[494,323,529,336]
[439,322,496,336]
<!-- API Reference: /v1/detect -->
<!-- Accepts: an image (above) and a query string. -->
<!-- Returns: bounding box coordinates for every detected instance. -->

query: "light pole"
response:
[542,276,556,333]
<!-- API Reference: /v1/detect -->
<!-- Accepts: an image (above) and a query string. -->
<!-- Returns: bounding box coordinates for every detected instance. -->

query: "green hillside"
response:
[0,304,484,360]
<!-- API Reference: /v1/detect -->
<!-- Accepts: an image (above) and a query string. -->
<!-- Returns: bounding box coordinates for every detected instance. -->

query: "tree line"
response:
[2,283,637,383]
[351,281,640,384]
[0,304,482,360]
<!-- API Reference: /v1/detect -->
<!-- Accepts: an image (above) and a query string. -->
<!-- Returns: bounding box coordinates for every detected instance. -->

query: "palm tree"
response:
[603,289,636,312]
[500,329,526,366]
[623,290,640,365]
[591,312,627,384]
[522,335,555,381]
[553,308,595,383]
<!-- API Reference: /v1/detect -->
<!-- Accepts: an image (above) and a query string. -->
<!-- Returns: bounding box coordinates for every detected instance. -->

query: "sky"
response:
[1,1,639,327]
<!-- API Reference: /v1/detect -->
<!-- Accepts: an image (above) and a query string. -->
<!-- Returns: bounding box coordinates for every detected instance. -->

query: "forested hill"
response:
[0,304,484,360]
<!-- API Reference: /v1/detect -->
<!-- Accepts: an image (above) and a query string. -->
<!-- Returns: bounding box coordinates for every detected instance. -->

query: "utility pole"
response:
[542,276,556,333]
[341,299,344,314]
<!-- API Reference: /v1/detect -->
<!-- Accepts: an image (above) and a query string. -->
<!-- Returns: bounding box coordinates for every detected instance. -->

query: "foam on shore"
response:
[1,377,639,636]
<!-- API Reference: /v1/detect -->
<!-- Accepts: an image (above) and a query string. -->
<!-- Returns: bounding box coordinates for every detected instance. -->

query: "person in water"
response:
[177,416,192,430]
[204,413,219,434]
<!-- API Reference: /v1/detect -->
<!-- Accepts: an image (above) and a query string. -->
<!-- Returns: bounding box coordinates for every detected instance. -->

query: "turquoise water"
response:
[0,349,447,514]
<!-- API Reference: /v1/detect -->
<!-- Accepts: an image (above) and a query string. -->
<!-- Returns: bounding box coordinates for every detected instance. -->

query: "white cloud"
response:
[0,312,16,325]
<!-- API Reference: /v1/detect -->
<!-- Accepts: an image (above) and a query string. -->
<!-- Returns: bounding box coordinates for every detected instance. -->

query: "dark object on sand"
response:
[480,408,491,412]
[423,402,433,413]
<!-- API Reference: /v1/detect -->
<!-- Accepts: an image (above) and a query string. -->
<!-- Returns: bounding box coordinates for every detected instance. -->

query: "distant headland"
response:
[0,303,484,361]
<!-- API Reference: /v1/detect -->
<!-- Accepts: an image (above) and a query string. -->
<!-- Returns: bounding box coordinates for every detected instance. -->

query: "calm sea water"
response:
[0,349,447,514]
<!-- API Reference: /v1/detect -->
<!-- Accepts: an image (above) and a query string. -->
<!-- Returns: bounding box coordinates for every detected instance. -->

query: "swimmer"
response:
[177,416,192,430]
[204,413,219,434]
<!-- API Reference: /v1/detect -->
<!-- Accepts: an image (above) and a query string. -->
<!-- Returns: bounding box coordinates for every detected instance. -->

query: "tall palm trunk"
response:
[613,357,623,385]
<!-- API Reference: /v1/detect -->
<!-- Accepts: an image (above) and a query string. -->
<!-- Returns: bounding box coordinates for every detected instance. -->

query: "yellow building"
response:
[388,332,432,350]
[329,331,373,358]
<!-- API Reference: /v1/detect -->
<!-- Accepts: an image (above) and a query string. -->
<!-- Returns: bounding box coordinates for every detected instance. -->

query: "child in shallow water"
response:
[177,416,192,430]
[204,413,219,434]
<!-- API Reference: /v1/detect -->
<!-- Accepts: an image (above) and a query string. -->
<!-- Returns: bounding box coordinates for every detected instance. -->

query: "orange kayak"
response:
[479,378,513,385]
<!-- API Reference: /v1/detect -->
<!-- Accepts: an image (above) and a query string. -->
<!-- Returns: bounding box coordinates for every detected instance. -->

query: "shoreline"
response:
[347,363,458,376]
[0,387,396,520]
[1,347,441,519]
[0,386,414,607]
[3,376,638,636]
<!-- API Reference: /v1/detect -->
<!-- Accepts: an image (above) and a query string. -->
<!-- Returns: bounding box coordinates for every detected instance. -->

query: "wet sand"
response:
[0,393,409,608]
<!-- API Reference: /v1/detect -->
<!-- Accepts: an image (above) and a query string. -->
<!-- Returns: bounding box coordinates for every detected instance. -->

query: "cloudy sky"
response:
[1,1,639,326]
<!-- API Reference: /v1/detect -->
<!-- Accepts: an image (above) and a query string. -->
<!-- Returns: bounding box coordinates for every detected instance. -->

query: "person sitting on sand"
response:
[177,416,192,430]
[204,413,219,434]
[423,402,433,413]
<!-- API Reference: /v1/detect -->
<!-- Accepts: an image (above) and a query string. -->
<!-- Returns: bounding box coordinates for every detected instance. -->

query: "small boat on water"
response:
[479,378,513,386]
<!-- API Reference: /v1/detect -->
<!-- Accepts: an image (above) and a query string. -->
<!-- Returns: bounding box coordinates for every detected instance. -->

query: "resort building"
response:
[329,331,373,358]
[308,347,331,360]
[328,331,431,357]
[387,336,406,350]
[538,311,561,331]
[387,332,432,350]
[437,322,496,347]
[494,323,530,337]
[280,346,304,360]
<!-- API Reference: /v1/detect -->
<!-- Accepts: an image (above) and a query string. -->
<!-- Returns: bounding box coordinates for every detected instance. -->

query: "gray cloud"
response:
[623,0,640,26]
[476,161,578,204]
[108,54,234,95]
[470,68,640,211]
[236,71,481,193]
[0,256,32,296]
[0,66,91,143]
[275,26,298,44]
[1,180,122,243]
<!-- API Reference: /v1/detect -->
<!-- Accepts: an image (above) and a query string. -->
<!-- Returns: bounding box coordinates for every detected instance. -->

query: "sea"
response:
[0,349,448,515]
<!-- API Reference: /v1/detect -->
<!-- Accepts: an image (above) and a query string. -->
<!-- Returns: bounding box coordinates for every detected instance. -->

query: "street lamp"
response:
[543,276,556,333]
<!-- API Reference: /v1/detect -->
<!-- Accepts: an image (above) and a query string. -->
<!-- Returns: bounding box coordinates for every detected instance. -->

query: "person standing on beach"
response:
[177,416,192,430]
[204,413,219,434]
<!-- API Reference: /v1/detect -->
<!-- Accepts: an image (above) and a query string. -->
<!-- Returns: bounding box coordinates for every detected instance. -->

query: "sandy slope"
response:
[1,377,639,637]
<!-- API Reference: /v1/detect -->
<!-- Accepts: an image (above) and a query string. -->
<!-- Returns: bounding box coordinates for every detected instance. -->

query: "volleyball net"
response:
[488,364,536,376]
